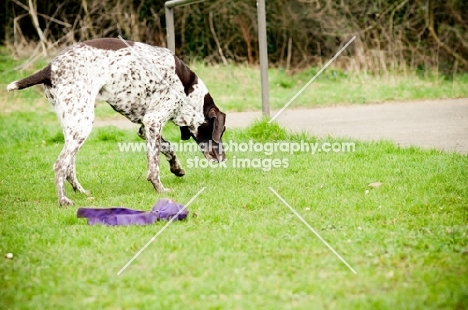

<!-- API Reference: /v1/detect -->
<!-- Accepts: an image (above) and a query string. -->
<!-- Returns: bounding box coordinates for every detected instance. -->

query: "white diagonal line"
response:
[117,187,206,275]
[269,36,356,123]
[269,187,357,274]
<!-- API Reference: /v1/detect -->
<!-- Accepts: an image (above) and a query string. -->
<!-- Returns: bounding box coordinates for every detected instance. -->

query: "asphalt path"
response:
[94,98,468,154]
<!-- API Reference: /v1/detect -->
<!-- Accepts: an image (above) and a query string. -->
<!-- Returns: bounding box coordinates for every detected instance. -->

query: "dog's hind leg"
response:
[51,87,95,206]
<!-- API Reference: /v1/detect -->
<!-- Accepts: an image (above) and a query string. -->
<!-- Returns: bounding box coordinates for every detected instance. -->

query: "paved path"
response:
[94,98,468,154]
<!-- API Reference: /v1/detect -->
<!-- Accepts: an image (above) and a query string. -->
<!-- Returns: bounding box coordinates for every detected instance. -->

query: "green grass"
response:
[1,112,467,309]
[1,48,468,115]
[190,63,468,111]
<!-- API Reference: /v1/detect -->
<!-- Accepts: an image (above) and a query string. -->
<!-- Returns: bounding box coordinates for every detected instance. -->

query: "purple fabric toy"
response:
[77,198,188,226]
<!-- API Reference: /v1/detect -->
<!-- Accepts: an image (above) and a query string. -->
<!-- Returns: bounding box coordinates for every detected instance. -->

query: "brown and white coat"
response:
[7,38,226,206]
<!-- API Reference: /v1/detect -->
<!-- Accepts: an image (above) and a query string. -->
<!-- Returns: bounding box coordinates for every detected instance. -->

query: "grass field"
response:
[1,111,467,309]
[1,49,468,309]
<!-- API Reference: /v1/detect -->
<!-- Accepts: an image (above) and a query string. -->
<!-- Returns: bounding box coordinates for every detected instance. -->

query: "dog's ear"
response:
[180,126,191,140]
[208,108,226,143]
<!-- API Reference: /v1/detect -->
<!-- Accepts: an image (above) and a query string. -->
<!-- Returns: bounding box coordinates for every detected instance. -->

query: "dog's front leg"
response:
[160,137,185,177]
[143,113,169,193]
[138,125,185,177]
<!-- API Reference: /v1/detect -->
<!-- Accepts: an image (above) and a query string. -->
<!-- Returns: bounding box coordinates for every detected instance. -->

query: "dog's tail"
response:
[7,64,52,92]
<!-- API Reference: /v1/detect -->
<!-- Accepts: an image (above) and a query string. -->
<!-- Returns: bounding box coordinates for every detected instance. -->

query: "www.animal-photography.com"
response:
[1,1,467,309]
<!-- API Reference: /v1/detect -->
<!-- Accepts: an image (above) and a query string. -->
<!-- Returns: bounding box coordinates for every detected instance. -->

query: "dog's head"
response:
[180,95,226,162]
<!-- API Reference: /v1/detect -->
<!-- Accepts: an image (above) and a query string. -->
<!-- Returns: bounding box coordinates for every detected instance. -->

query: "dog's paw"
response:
[170,167,185,177]
[59,196,74,206]
[73,187,90,195]
[154,184,172,193]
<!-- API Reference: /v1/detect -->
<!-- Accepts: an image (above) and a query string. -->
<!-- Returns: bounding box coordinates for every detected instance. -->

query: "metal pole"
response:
[165,0,270,116]
[165,0,201,9]
[165,6,175,52]
[257,0,270,117]
[165,0,204,53]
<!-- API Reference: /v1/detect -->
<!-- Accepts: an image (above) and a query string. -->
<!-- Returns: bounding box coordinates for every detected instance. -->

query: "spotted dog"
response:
[7,38,226,206]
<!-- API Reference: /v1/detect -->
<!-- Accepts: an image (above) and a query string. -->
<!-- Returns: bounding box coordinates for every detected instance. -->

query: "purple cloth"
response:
[77,199,188,226]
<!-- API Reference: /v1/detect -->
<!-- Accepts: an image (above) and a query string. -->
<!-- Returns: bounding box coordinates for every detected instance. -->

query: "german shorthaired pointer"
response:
[7,38,226,206]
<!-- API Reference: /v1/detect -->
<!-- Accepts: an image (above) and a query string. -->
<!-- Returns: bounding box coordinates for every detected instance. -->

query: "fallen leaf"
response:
[369,182,382,188]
